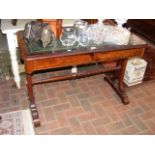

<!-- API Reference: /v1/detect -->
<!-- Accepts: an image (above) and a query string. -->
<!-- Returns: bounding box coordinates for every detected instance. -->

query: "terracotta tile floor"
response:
[0,70,155,135]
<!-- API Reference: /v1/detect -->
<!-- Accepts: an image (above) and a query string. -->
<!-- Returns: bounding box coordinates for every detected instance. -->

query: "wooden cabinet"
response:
[126,19,155,81]
[82,19,116,25]
[126,19,155,44]
[82,19,98,24]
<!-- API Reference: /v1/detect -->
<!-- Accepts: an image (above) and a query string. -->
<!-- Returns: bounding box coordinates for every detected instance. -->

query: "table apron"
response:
[25,48,145,74]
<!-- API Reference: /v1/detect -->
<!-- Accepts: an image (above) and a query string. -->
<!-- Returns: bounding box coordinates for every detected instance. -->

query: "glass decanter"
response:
[74,20,90,47]
[91,19,105,45]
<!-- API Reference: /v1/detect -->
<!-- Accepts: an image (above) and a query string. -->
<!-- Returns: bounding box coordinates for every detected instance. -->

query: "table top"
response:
[25,33,147,56]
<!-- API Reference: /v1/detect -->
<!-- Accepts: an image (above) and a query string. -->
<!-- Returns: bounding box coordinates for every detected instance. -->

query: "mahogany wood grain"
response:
[33,66,121,85]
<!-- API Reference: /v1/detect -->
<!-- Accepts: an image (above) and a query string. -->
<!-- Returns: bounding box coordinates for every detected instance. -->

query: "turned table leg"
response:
[117,59,129,104]
[26,73,40,127]
[104,59,129,105]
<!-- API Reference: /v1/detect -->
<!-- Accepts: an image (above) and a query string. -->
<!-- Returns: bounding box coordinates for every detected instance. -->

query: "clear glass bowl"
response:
[60,27,77,46]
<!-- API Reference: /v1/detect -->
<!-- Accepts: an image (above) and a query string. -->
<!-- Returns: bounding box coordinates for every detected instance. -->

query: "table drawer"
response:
[48,54,93,67]
[95,48,145,62]
[26,54,93,73]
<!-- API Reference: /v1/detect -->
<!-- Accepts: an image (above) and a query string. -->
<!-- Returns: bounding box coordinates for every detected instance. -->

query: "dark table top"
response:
[25,33,147,57]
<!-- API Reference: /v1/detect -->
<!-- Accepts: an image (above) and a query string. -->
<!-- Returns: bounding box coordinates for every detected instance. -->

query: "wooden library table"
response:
[17,31,147,127]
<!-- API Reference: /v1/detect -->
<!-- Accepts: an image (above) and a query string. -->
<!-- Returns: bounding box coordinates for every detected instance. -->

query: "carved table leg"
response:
[0,116,1,124]
[104,59,129,104]
[26,73,40,127]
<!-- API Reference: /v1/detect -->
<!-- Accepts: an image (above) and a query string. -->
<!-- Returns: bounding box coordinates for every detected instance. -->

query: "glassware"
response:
[41,25,55,48]
[74,20,90,47]
[91,22,105,45]
[60,27,77,46]
[101,24,131,45]
[115,19,128,27]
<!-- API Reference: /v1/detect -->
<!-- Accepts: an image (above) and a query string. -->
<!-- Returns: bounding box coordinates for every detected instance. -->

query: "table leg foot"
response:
[33,118,41,127]
[30,103,41,127]
[104,75,129,105]
[26,73,41,127]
